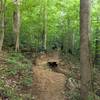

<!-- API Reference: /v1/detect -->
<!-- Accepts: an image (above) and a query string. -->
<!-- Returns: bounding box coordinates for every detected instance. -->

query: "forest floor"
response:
[0,51,100,100]
[0,52,33,100]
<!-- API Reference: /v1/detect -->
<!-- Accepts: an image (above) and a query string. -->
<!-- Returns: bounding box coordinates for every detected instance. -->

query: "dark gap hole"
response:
[47,62,58,68]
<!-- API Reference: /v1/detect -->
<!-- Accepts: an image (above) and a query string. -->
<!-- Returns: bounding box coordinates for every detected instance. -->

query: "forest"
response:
[0,0,100,100]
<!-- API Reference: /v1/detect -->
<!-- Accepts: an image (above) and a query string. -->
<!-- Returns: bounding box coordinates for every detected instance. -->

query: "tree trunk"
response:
[0,0,5,52]
[13,0,20,52]
[63,16,72,54]
[42,0,47,50]
[80,0,92,100]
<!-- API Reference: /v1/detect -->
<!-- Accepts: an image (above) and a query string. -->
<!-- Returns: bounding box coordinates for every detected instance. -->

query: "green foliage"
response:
[4,0,99,55]
[20,75,33,87]
[0,53,33,100]
[1,0,100,99]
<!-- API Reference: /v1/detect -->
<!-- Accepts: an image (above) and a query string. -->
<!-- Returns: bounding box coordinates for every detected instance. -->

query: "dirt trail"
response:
[35,51,70,74]
[32,51,69,100]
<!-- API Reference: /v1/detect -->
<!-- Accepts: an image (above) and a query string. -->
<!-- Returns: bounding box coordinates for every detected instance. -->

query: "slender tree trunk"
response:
[43,0,47,50]
[63,16,72,54]
[80,0,92,100]
[72,33,75,52]
[13,0,20,52]
[67,17,73,53]
[40,0,44,50]
[0,0,5,52]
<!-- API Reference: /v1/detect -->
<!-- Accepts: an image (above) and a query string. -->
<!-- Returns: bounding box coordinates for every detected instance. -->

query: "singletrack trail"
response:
[32,51,71,100]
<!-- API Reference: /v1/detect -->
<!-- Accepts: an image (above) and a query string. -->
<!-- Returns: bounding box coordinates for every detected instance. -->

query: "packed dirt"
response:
[32,51,69,100]
[33,68,66,100]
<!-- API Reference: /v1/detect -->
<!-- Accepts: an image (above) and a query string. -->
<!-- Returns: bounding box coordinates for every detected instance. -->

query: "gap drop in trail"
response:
[32,51,74,100]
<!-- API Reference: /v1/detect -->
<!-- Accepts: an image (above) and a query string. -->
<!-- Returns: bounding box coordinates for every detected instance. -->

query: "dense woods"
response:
[0,0,100,100]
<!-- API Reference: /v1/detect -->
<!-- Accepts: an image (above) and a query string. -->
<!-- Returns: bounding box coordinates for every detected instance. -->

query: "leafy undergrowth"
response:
[64,53,100,100]
[0,52,34,100]
[0,52,100,100]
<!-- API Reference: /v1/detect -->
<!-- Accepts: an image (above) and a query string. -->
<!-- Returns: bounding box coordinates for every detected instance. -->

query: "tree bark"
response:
[80,0,92,100]
[43,0,47,50]
[0,0,5,52]
[13,0,20,52]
